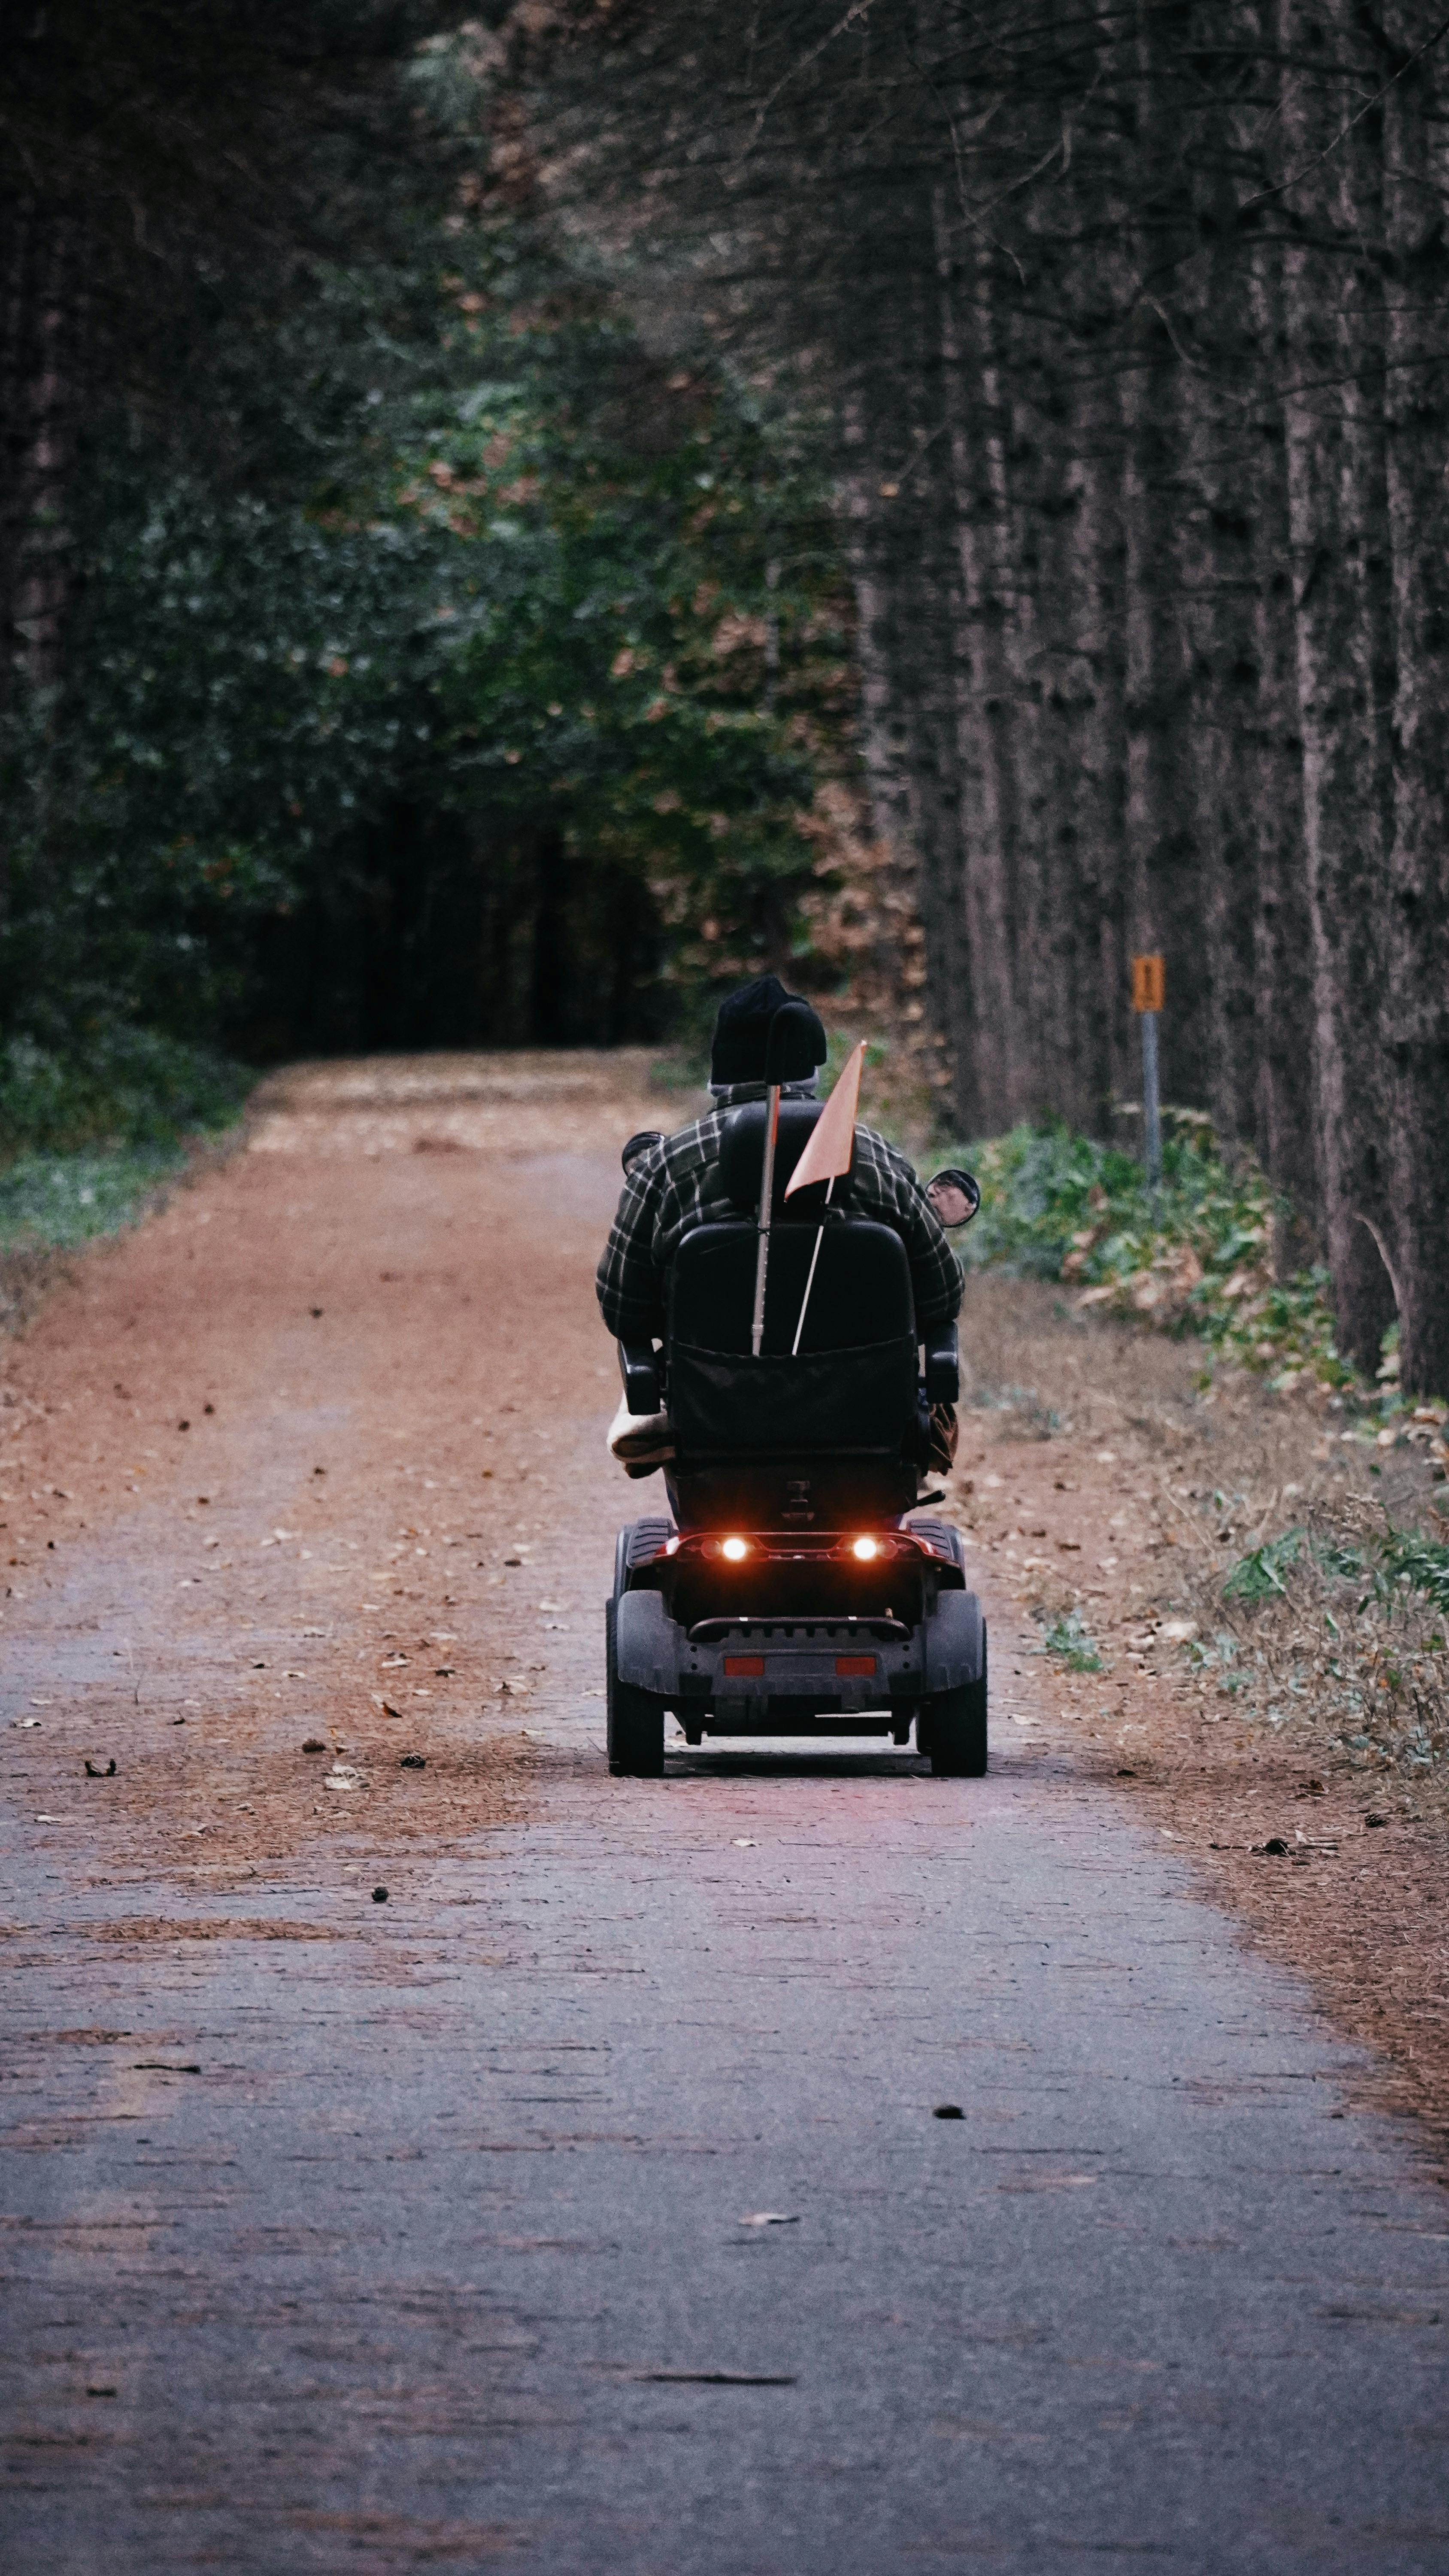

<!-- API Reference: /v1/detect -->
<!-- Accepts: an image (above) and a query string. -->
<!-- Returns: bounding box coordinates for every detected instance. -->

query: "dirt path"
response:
[3,1057,1449,2572]
[0,1051,663,1888]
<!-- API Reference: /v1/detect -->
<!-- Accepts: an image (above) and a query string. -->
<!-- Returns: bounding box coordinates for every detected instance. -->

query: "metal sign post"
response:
[1131,954,1164,1204]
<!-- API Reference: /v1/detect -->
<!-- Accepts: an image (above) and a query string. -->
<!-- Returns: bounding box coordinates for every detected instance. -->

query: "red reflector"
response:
[724,1655,765,1677]
[835,1655,876,1677]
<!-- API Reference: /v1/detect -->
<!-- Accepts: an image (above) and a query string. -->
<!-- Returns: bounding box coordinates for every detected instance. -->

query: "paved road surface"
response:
[2,1063,1446,2571]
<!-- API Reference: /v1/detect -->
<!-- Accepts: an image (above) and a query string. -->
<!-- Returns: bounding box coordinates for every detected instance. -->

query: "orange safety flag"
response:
[784,1039,866,1197]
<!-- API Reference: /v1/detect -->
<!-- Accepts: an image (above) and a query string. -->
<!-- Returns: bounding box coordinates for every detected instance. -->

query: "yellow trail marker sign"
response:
[1131,953,1165,1014]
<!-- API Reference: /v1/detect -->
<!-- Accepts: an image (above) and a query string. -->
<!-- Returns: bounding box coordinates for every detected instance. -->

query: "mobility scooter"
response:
[605,1023,986,1779]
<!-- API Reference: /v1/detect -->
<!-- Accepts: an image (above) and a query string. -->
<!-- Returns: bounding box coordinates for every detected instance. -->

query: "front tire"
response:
[606,1596,667,1777]
[925,1625,988,1777]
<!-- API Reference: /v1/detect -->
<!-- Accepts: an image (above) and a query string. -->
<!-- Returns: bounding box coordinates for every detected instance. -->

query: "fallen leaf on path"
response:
[732,1836,758,1847]
[324,1766,361,1792]
[84,1758,117,1778]
[738,2212,798,2227]
[400,1753,426,1769]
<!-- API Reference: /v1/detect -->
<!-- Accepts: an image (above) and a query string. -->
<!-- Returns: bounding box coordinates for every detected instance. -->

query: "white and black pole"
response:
[750,1002,814,1358]
[750,1084,780,1358]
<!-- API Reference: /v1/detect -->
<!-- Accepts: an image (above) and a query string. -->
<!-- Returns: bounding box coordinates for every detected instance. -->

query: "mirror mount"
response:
[621,1130,665,1176]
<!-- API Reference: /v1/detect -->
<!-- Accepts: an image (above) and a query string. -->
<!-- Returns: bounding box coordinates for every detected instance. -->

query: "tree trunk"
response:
[1278,0,1399,1374]
[1378,3,1449,1391]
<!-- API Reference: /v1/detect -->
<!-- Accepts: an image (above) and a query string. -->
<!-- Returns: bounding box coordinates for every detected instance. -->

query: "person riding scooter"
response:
[596,975,964,1476]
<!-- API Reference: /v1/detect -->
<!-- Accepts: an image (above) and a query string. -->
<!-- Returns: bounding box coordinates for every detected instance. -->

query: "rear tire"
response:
[926,1625,988,1777]
[606,1596,667,1777]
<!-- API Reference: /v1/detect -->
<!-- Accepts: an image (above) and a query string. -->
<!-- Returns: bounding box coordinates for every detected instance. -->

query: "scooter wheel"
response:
[925,1627,988,1777]
[606,1597,666,1777]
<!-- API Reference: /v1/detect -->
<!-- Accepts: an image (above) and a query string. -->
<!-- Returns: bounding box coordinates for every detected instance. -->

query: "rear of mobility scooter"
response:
[605,1075,987,1779]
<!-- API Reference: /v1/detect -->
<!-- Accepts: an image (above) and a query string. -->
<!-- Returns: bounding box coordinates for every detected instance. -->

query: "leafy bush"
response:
[1222,1530,1304,1604]
[0,1147,193,1251]
[952,1113,1349,1387]
[1376,1528,1449,1620]
[0,1030,248,1162]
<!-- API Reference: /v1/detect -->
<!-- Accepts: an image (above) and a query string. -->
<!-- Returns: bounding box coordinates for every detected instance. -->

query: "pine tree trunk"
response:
[1379,6,1449,1391]
[1278,0,1399,1374]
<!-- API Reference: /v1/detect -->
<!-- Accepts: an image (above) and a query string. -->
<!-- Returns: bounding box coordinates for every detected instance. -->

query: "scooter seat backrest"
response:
[670,1215,912,1356]
[667,1214,918,1457]
[717,1098,847,1214]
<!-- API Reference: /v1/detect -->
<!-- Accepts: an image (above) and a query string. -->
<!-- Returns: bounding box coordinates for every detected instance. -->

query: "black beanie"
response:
[709,975,828,1085]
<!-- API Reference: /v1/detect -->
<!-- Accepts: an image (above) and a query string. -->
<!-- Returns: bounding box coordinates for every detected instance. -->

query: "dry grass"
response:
[0,1244,66,1336]
[958,1276,1449,1809]
[949,1279,1449,2152]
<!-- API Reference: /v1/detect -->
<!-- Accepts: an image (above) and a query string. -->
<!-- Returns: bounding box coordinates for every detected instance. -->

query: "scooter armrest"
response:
[618,1338,661,1416]
[923,1322,959,1406]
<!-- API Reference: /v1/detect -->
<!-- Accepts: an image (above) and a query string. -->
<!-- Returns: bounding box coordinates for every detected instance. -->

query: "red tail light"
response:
[835,1655,876,1677]
[724,1655,765,1677]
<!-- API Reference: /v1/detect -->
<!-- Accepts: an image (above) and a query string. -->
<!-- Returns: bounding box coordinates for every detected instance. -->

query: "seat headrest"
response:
[717,1098,851,1213]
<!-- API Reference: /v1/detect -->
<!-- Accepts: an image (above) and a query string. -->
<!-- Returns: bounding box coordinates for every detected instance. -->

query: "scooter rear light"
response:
[720,1536,750,1562]
[850,1535,880,1561]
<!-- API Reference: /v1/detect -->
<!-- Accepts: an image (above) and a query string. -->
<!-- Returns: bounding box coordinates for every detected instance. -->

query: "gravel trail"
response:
[2,1057,1446,2573]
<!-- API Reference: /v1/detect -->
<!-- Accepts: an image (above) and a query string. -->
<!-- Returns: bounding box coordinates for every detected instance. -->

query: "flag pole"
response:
[751,1003,838,1358]
[791,1177,834,1357]
[750,1080,780,1358]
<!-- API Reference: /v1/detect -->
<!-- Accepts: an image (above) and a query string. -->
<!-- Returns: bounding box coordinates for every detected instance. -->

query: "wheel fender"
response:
[615,1587,682,1694]
[923,1587,984,1692]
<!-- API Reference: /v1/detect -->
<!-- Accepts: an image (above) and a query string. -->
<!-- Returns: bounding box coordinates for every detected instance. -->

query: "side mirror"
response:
[621,1130,665,1175]
[927,1166,981,1228]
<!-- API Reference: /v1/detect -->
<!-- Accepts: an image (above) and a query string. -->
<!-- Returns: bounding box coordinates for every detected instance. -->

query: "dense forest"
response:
[4,3,1449,1390]
[0,2,879,1121]
[516,0,1449,1394]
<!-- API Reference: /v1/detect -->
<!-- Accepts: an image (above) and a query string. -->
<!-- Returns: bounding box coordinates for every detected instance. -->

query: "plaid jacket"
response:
[596,1084,964,1341]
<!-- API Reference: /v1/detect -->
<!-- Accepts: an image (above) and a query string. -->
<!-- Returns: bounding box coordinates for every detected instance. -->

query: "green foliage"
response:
[1377,1528,1449,1619]
[0,1030,248,1160]
[0,1146,192,1252]
[1189,1504,1448,1775]
[0,213,849,1119]
[953,1113,1349,1386]
[1222,1529,1304,1604]
[1035,1607,1105,1672]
